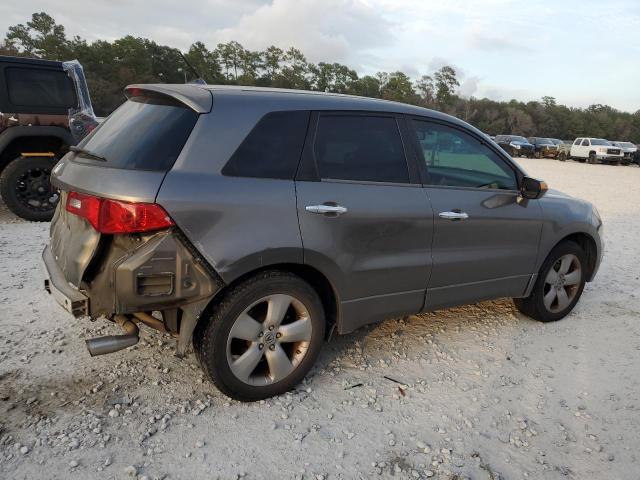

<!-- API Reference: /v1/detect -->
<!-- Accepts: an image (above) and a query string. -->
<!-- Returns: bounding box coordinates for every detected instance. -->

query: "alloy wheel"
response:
[226,294,313,386]
[14,166,58,213]
[542,254,582,313]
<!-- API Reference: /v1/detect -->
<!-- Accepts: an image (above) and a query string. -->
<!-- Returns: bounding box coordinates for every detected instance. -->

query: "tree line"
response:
[3,12,639,142]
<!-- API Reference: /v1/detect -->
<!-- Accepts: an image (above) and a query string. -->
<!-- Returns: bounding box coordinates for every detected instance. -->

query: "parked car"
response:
[568,138,623,165]
[0,55,98,221]
[528,137,559,159]
[494,135,535,157]
[43,85,604,401]
[610,141,637,165]
[550,139,572,161]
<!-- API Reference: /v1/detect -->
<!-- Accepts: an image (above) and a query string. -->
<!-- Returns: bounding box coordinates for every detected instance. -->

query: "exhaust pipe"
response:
[86,315,139,356]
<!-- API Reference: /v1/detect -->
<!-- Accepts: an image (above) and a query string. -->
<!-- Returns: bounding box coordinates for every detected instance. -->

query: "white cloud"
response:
[210,0,393,65]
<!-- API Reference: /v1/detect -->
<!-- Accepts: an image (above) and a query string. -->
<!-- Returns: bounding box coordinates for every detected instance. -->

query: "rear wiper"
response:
[70,146,107,162]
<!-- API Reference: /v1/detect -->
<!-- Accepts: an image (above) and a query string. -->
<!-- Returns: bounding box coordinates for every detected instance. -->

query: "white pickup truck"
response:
[569,138,624,165]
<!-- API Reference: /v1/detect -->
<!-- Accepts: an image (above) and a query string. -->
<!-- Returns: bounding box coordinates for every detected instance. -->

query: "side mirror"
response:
[520,176,548,199]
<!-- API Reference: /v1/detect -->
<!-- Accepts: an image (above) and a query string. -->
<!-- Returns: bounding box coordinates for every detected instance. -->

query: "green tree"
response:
[6,12,71,59]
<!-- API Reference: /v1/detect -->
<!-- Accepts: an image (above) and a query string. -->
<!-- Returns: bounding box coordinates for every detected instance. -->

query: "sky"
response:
[1,0,639,111]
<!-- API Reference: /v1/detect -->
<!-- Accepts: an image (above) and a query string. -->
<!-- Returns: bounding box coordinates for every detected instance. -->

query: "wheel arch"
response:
[197,262,340,340]
[0,126,73,173]
[549,232,599,282]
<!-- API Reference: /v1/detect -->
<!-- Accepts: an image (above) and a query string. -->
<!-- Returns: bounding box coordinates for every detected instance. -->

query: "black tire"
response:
[194,270,325,401]
[588,152,597,164]
[558,151,567,162]
[576,158,586,163]
[513,241,587,322]
[0,156,59,221]
[534,150,541,159]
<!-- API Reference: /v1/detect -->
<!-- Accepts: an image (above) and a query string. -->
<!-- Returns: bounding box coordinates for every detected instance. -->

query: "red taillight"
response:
[65,191,174,234]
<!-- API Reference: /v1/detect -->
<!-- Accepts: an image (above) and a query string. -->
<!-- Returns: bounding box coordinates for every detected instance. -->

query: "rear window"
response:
[6,67,76,108]
[75,96,198,171]
[222,111,310,179]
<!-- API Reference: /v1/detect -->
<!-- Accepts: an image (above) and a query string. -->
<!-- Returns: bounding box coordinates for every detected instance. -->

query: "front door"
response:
[408,118,543,310]
[296,112,434,333]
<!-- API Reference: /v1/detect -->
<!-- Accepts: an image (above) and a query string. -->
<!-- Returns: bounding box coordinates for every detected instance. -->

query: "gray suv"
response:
[43,85,603,401]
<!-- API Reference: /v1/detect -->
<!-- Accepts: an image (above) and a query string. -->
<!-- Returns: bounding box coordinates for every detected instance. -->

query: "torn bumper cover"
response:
[43,228,224,356]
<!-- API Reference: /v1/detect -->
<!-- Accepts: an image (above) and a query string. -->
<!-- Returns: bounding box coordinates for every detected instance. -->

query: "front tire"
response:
[194,271,325,401]
[558,151,567,162]
[588,152,597,164]
[0,156,59,221]
[514,241,587,322]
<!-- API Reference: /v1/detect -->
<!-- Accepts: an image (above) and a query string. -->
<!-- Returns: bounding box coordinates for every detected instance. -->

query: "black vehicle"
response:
[494,135,535,158]
[0,55,97,221]
[528,137,559,159]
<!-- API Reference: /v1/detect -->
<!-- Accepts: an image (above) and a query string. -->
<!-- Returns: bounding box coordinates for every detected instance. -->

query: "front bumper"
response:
[43,244,89,317]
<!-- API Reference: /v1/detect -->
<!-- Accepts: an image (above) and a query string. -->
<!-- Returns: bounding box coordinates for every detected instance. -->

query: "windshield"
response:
[510,136,528,143]
[618,142,635,148]
[590,139,611,146]
[550,139,562,145]
[74,96,199,171]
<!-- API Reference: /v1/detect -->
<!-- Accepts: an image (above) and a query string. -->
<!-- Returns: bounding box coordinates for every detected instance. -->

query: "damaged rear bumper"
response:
[43,227,224,356]
[43,244,89,316]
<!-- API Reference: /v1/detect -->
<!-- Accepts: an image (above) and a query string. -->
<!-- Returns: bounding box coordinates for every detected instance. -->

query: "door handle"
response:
[306,204,348,216]
[439,211,469,220]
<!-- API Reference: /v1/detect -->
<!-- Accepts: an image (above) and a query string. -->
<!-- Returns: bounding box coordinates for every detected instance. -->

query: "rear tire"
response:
[514,241,587,322]
[0,156,59,221]
[194,271,325,401]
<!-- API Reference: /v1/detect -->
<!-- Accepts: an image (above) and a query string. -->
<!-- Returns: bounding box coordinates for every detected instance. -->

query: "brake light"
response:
[65,191,174,234]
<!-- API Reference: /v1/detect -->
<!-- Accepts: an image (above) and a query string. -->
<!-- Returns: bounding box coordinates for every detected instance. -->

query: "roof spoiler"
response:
[124,84,212,113]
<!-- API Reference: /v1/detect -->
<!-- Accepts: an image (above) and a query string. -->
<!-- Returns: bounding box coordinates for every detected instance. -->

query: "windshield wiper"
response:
[70,145,107,162]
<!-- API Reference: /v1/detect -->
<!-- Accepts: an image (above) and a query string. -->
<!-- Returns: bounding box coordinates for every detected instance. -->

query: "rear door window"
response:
[74,96,199,171]
[222,111,310,179]
[6,67,76,108]
[313,114,409,184]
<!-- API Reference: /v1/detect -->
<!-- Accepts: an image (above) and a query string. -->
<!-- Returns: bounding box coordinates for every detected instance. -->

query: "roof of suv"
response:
[0,54,64,68]
[125,83,475,132]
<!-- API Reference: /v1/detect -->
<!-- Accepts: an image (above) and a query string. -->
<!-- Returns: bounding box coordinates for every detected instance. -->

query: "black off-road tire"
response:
[0,156,59,221]
[194,271,325,401]
[513,241,588,323]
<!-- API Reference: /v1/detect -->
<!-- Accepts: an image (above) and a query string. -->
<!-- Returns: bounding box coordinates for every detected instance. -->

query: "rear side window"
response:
[75,96,198,171]
[6,67,76,108]
[313,115,409,183]
[222,111,310,179]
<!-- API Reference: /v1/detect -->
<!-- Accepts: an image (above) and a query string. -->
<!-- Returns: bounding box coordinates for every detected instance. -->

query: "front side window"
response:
[6,67,77,108]
[412,120,517,190]
[313,115,409,183]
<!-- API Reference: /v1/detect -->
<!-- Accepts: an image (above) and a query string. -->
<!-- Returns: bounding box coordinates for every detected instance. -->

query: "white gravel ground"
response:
[1,157,639,480]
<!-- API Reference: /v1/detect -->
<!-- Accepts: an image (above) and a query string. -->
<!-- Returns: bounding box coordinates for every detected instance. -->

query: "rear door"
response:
[407,118,543,310]
[295,112,433,333]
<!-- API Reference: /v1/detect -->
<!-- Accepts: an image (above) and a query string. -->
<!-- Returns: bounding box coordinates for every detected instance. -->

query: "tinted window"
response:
[581,139,589,146]
[6,67,76,108]
[313,115,409,183]
[223,111,310,179]
[412,120,517,190]
[75,96,198,171]
[574,139,582,145]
